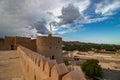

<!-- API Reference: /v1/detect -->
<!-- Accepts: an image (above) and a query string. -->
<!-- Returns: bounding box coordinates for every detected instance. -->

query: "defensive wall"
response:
[0,40,4,50]
[17,46,86,80]
[0,36,36,51]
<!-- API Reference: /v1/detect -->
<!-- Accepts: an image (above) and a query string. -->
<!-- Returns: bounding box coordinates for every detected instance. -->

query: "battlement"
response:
[17,46,86,80]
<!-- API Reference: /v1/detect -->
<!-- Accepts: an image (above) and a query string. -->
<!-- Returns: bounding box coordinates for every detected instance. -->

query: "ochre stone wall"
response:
[0,41,4,50]
[36,34,63,63]
[17,46,86,80]
[0,36,36,51]
[15,36,36,51]
[4,36,16,50]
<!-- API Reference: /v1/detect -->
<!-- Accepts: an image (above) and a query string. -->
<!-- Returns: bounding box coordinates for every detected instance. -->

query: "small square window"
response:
[51,56,55,59]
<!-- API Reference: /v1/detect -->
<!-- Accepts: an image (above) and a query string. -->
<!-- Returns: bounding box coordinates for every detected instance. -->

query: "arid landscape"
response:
[63,50,120,80]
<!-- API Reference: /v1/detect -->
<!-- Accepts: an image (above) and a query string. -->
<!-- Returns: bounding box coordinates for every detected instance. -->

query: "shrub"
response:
[81,59,103,78]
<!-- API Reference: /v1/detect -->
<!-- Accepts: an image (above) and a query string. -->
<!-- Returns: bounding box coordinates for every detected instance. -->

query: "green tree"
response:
[81,59,103,78]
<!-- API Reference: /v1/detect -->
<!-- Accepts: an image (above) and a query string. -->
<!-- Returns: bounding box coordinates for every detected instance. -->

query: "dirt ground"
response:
[0,50,24,80]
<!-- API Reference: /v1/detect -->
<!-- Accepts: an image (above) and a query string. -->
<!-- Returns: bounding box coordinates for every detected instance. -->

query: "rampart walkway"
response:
[0,50,24,80]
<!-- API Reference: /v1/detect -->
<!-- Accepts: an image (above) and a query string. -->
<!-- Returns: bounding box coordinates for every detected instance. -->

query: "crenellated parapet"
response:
[17,46,86,80]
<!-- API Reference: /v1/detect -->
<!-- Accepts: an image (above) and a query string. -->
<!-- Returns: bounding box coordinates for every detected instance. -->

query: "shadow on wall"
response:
[17,46,86,80]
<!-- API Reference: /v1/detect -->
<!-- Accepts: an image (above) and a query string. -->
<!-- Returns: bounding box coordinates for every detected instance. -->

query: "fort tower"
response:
[36,34,63,63]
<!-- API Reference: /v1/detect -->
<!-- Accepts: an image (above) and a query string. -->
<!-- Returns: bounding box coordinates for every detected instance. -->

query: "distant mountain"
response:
[62,41,96,45]
[62,41,119,46]
[62,41,120,52]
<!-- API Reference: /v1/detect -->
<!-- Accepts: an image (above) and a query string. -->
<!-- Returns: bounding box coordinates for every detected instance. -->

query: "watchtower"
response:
[36,24,63,63]
[36,34,63,63]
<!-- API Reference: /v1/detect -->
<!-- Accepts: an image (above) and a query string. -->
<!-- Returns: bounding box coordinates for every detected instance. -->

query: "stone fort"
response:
[0,34,86,80]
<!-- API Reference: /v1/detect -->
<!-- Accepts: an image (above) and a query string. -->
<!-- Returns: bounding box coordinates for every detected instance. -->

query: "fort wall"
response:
[0,41,4,50]
[0,36,36,51]
[4,36,15,50]
[17,46,86,80]
[15,36,36,51]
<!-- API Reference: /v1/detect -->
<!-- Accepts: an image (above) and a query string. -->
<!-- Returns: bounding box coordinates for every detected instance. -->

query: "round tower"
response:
[36,34,63,63]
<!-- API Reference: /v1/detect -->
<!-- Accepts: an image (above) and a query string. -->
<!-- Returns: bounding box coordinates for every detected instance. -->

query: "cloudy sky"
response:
[0,0,120,44]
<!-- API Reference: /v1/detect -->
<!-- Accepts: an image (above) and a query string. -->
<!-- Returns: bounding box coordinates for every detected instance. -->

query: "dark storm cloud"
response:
[32,18,49,34]
[58,4,82,25]
[50,3,84,35]
[0,0,62,37]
